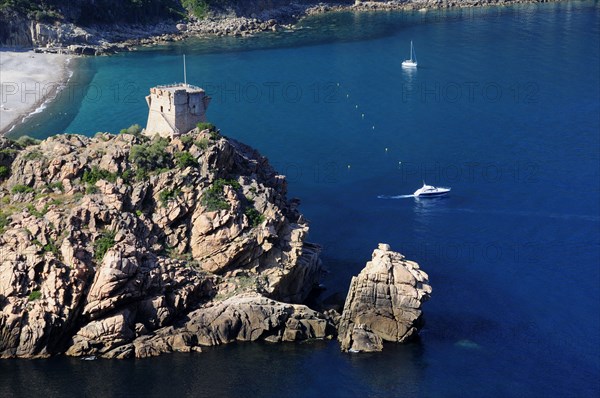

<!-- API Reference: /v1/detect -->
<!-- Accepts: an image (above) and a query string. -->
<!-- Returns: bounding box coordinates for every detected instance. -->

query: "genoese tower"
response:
[145,56,211,138]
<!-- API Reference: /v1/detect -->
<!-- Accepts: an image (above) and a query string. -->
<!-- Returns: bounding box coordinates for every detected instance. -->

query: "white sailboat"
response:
[402,40,418,68]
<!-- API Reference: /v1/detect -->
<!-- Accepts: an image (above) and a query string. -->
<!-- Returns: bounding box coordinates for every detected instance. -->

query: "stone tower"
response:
[145,84,211,138]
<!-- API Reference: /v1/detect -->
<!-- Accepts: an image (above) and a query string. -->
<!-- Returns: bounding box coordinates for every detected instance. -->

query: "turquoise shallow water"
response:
[3,2,600,397]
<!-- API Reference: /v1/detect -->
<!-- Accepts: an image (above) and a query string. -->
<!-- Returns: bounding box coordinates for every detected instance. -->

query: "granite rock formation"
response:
[0,132,434,358]
[66,293,332,359]
[338,243,431,352]
[0,129,326,358]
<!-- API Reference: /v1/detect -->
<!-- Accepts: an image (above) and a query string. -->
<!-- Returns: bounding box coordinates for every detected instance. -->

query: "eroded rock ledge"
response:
[338,243,432,352]
[66,293,334,358]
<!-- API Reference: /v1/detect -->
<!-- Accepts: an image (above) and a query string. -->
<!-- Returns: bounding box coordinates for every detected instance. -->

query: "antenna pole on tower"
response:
[183,54,187,87]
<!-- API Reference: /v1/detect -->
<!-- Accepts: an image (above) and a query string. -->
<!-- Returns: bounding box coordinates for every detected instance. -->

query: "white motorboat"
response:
[413,182,451,197]
[402,40,418,68]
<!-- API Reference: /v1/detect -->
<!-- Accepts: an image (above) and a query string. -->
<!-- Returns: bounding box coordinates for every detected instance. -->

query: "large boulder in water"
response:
[338,243,432,352]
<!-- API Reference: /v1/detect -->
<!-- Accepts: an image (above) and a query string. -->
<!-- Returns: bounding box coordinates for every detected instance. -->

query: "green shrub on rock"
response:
[194,138,209,150]
[180,135,194,146]
[0,165,9,179]
[201,179,240,211]
[174,151,198,169]
[182,0,210,19]
[48,181,64,192]
[28,290,42,301]
[196,122,216,132]
[0,211,9,233]
[23,151,44,161]
[159,188,182,207]
[82,166,118,185]
[245,207,265,227]
[121,169,133,183]
[120,124,143,136]
[15,136,41,148]
[93,230,117,261]
[129,137,172,174]
[86,184,99,195]
[42,240,59,255]
[26,203,49,218]
[11,184,34,194]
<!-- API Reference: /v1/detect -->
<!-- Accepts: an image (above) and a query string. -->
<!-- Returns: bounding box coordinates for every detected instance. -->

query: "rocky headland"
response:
[0,128,431,358]
[0,128,328,358]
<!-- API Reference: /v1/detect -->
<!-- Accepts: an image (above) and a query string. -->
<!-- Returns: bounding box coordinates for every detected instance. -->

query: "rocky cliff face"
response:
[0,129,326,358]
[0,10,99,49]
[0,0,319,48]
[338,243,432,352]
[0,12,33,47]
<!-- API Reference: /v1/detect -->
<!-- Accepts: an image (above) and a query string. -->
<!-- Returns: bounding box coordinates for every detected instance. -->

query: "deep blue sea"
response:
[2,2,600,397]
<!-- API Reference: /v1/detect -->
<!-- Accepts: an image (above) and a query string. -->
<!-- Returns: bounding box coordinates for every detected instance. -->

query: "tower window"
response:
[160,106,164,112]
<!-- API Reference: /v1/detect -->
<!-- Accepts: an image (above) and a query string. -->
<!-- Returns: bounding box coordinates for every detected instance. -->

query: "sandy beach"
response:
[0,51,71,136]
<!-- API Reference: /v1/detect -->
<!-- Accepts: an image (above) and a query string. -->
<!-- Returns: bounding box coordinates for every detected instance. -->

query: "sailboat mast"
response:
[402,39,418,67]
[183,54,187,87]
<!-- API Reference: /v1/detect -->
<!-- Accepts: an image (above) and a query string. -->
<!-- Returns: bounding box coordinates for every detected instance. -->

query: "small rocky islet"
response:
[0,127,431,358]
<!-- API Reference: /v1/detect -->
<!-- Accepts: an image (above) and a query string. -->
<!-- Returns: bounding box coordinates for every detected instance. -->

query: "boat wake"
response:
[377,194,415,199]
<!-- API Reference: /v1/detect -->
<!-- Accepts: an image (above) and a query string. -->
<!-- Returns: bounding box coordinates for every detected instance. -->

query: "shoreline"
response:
[0,51,74,137]
[0,0,562,138]
[17,0,564,56]
[124,0,565,50]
